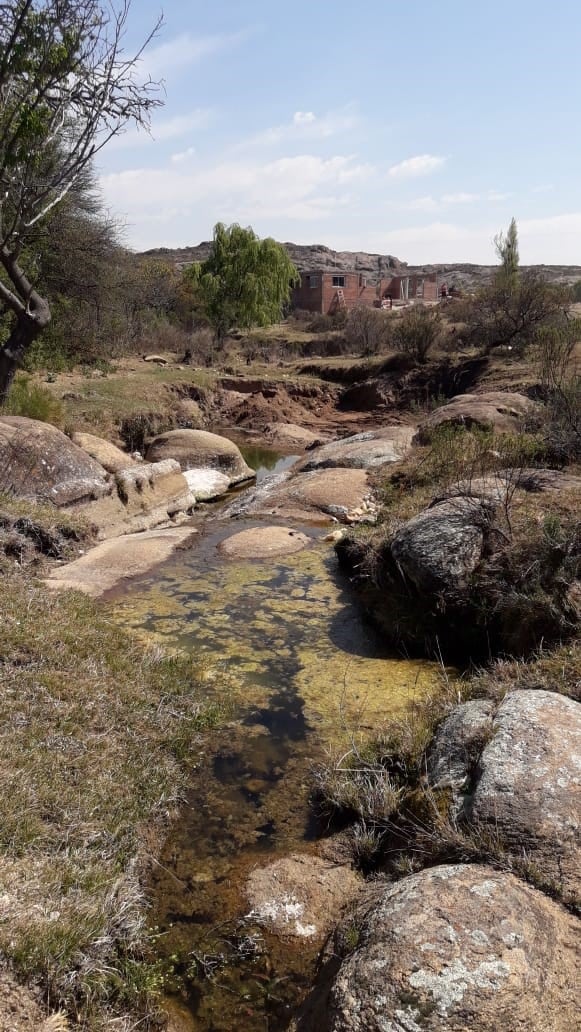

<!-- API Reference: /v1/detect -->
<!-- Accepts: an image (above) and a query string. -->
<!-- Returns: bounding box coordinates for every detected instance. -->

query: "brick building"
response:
[292,270,439,314]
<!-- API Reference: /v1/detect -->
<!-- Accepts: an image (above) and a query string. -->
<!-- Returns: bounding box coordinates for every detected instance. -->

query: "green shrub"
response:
[1,375,64,427]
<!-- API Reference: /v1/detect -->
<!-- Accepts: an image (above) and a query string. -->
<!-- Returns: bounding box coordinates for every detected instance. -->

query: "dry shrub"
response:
[393,305,441,363]
[345,305,392,355]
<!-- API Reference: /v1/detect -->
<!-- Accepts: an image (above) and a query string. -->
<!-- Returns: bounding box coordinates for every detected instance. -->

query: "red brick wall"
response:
[291,271,439,312]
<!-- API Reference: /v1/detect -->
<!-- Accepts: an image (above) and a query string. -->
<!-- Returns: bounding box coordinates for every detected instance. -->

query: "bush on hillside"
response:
[345,305,392,355]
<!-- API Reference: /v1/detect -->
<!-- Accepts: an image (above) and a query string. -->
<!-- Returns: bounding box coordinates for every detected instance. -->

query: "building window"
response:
[332,276,345,287]
[308,275,319,288]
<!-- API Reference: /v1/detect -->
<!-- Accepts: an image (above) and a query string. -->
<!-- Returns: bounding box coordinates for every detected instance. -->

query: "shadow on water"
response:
[108,516,442,1030]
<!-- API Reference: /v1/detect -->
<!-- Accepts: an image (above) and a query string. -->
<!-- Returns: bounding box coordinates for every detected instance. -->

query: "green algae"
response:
[109,533,441,747]
[107,522,444,1031]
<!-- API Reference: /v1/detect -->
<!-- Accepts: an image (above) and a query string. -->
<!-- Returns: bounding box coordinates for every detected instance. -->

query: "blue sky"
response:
[98,0,581,263]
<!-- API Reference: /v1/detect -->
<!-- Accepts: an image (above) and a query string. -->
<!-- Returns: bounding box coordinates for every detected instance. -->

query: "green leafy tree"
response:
[188,222,299,346]
[0,0,162,401]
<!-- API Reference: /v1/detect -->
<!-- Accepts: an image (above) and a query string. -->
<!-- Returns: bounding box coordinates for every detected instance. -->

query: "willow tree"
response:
[188,222,299,346]
[0,0,162,401]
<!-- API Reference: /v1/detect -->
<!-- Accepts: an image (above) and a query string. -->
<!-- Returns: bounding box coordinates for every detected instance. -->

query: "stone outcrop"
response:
[245,854,361,943]
[77,459,196,540]
[391,496,495,591]
[0,416,109,506]
[298,427,415,472]
[71,431,136,473]
[302,864,580,1031]
[417,391,539,441]
[222,468,376,524]
[219,526,311,560]
[145,428,254,485]
[45,526,197,597]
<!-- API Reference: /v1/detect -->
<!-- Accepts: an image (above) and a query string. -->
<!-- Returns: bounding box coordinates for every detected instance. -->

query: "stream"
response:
[107,446,442,1031]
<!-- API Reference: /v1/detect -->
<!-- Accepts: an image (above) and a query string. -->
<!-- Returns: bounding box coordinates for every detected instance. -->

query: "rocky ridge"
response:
[141,240,581,290]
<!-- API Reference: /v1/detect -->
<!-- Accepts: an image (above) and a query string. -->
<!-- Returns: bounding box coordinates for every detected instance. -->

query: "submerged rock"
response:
[299,864,580,1031]
[298,427,415,472]
[265,422,328,451]
[145,428,254,485]
[417,391,540,441]
[219,525,311,559]
[245,853,361,942]
[391,496,495,591]
[0,415,109,506]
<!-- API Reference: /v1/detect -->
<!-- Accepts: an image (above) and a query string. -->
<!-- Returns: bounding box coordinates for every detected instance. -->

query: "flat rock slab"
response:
[298,427,415,472]
[245,853,362,942]
[219,526,311,559]
[308,864,580,1031]
[45,526,197,597]
[183,467,231,501]
[145,428,254,485]
[71,431,136,474]
[222,468,374,524]
[0,415,109,506]
[417,391,540,441]
[465,689,581,899]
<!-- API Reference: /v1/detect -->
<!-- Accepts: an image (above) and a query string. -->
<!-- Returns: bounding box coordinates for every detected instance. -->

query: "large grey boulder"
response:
[391,496,495,591]
[304,864,580,1031]
[417,391,540,442]
[463,690,580,898]
[298,427,415,472]
[0,415,109,506]
[145,429,254,486]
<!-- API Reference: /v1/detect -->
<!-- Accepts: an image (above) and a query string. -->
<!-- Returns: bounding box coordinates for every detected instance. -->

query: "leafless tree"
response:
[0,0,162,399]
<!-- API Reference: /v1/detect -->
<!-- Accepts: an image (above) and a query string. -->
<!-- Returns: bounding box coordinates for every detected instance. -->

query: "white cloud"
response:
[405,195,440,212]
[244,106,360,147]
[143,29,254,78]
[171,146,196,163]
[486,190,511,202]
[110,109,212,149]
[100,153,371,238]
[442,192,479,204]
[388,154,446,179]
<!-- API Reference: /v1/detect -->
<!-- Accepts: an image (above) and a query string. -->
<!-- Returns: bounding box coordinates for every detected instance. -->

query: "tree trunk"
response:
[0,311,45,404]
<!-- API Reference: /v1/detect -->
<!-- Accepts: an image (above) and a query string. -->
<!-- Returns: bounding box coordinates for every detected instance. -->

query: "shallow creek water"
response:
[107,448,442,1031]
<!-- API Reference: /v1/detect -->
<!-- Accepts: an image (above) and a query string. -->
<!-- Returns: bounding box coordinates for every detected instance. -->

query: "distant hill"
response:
[140,241,581,291]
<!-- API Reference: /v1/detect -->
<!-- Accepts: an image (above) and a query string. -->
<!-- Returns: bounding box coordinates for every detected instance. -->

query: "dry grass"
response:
[38,360,217,442]
[0,569,231,1028]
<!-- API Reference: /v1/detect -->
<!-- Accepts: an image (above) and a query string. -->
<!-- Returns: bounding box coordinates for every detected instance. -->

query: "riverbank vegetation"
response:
[0,504,231,1027]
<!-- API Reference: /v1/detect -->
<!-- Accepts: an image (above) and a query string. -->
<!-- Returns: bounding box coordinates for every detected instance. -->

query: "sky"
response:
[98,0,581,264]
